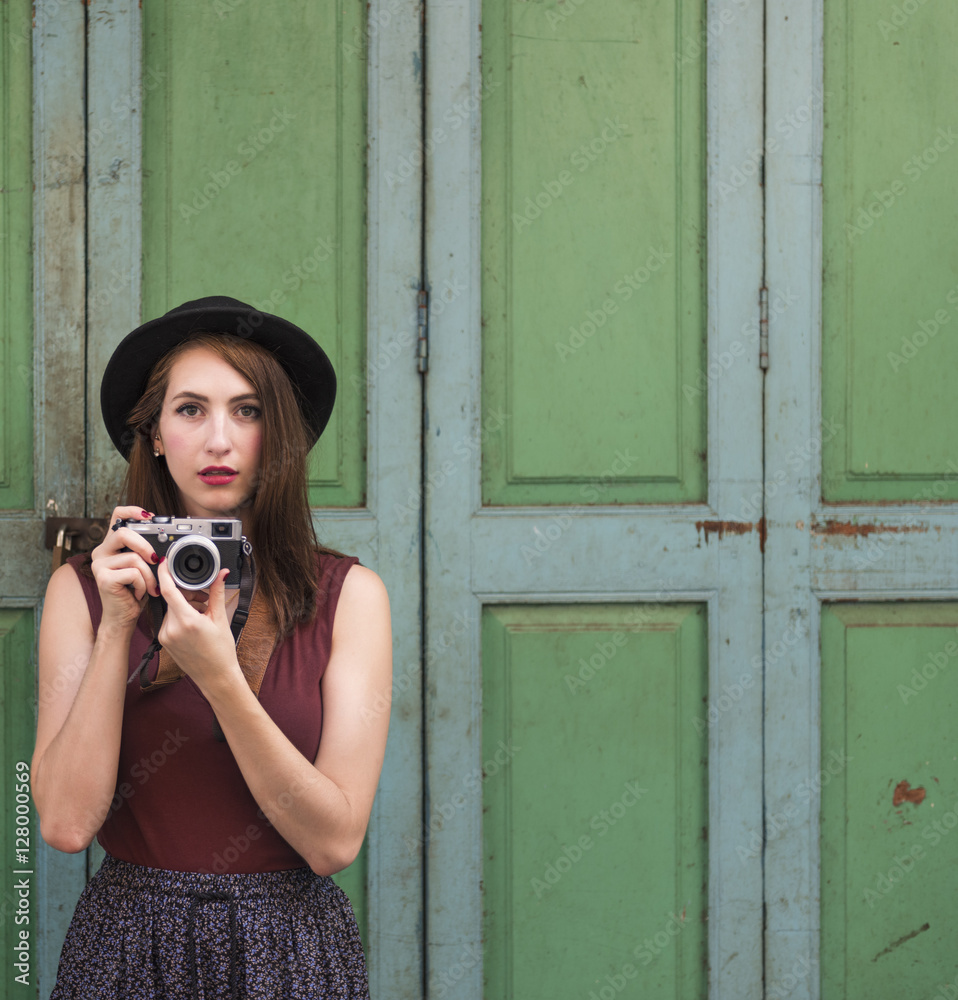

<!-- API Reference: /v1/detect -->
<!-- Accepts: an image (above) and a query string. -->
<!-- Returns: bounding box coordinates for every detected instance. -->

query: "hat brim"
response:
[101,298,336,459]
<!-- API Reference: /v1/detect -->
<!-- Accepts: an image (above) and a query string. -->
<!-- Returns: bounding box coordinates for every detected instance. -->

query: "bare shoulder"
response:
[44,562,92,629]
[331,564,391,641]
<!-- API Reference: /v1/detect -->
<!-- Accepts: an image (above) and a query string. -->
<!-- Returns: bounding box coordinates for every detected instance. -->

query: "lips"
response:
[199,466,238,486]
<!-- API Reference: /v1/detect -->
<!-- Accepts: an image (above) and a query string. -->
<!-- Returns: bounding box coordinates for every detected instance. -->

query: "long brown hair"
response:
[123,332,332,635]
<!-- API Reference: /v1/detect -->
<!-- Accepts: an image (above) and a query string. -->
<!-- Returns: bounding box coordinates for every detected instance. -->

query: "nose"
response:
[204,411,233,456]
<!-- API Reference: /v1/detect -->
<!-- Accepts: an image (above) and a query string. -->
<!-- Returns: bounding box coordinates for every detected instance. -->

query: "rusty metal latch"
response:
[45,517,111,571]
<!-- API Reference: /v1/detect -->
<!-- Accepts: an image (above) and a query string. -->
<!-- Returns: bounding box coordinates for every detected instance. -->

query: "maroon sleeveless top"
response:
[66,550,359,874]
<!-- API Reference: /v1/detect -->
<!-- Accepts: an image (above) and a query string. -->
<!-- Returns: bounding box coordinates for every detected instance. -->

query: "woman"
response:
[31,296,392,998]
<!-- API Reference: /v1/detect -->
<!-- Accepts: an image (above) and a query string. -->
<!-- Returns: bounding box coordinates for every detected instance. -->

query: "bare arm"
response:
[31,507,161,852]
[155,560,392,874]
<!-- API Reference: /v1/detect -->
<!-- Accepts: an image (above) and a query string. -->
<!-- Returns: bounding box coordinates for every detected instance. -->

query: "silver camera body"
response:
[120,516,246,591]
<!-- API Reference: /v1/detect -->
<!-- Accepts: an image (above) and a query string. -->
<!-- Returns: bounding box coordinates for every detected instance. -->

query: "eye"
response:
[176,403,201,417]
[237,404,261,419]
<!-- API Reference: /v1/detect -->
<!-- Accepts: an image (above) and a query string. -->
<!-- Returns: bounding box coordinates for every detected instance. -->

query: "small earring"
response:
[153,449,160,457]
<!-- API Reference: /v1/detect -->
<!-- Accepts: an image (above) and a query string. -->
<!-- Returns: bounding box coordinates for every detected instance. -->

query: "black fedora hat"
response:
[101,296,336,459]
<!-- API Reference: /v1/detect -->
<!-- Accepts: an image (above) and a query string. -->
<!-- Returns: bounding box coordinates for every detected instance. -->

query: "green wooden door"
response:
[1,3,82,993]
[424,2,765,998]
[16,1,958,998]
[765,1,958,997]
[19,1,424,996]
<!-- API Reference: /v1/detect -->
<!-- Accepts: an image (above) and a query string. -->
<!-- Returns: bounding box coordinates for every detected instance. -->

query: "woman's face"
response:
[154,346,263,522]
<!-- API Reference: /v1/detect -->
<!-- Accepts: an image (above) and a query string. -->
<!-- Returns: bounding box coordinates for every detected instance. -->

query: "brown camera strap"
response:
[133,548,277,741]
[140,584,278,695]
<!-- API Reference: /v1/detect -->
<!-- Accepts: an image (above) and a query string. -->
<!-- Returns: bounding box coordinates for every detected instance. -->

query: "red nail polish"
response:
[151,552,159,564]
[141,510,152,518]
[159,556,166,564]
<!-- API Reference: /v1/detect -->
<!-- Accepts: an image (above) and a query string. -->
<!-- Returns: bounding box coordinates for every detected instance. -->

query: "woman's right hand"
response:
[90,506,162,627]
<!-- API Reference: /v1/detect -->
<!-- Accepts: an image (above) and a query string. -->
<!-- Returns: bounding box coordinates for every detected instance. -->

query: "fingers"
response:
[92,552,161,600]
[91,506,161,602]
[104,566,151,603]
[99,507,158,560]
[157,563,229,619]
[156,558,190,611]
[208,570,230,622]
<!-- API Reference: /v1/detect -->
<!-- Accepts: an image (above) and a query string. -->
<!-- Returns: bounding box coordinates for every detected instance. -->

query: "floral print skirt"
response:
[50,854,369,999]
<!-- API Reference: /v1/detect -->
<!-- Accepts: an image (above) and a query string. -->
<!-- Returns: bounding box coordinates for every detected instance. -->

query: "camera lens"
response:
[167,535,220,590]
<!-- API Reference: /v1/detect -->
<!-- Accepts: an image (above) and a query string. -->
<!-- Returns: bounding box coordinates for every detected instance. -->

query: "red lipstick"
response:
[199,466,238,485]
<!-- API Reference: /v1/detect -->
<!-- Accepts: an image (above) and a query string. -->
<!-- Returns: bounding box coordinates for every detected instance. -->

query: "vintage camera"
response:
[119,516,247,591]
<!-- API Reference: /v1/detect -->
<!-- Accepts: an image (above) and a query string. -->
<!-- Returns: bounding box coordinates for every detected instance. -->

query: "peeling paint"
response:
[893,780,926,806]
[694,519,758,542]
[810,519,927,537]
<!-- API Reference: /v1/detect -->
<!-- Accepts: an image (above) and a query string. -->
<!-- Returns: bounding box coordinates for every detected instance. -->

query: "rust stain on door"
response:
[810,519,927,537]
[893,780,926,806]
[695,518,766,551]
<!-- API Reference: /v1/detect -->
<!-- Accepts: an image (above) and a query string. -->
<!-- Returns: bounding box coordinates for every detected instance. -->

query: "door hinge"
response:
[417,287,429,374]
[759,286,769,370]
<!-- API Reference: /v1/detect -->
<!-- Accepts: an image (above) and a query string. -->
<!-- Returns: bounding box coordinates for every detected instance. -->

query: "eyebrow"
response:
[170,392,261,404]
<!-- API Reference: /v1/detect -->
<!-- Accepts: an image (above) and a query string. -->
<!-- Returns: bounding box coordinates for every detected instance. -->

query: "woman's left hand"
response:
[155,561,243,693]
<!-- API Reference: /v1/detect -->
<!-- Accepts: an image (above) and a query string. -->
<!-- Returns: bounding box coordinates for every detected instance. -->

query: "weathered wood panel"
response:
[0,0,33,513]
[822,1,958,501]
[821,603,958,998]
[481,0,707,506]
[483,604,707,1000]
[141,0,366,507]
